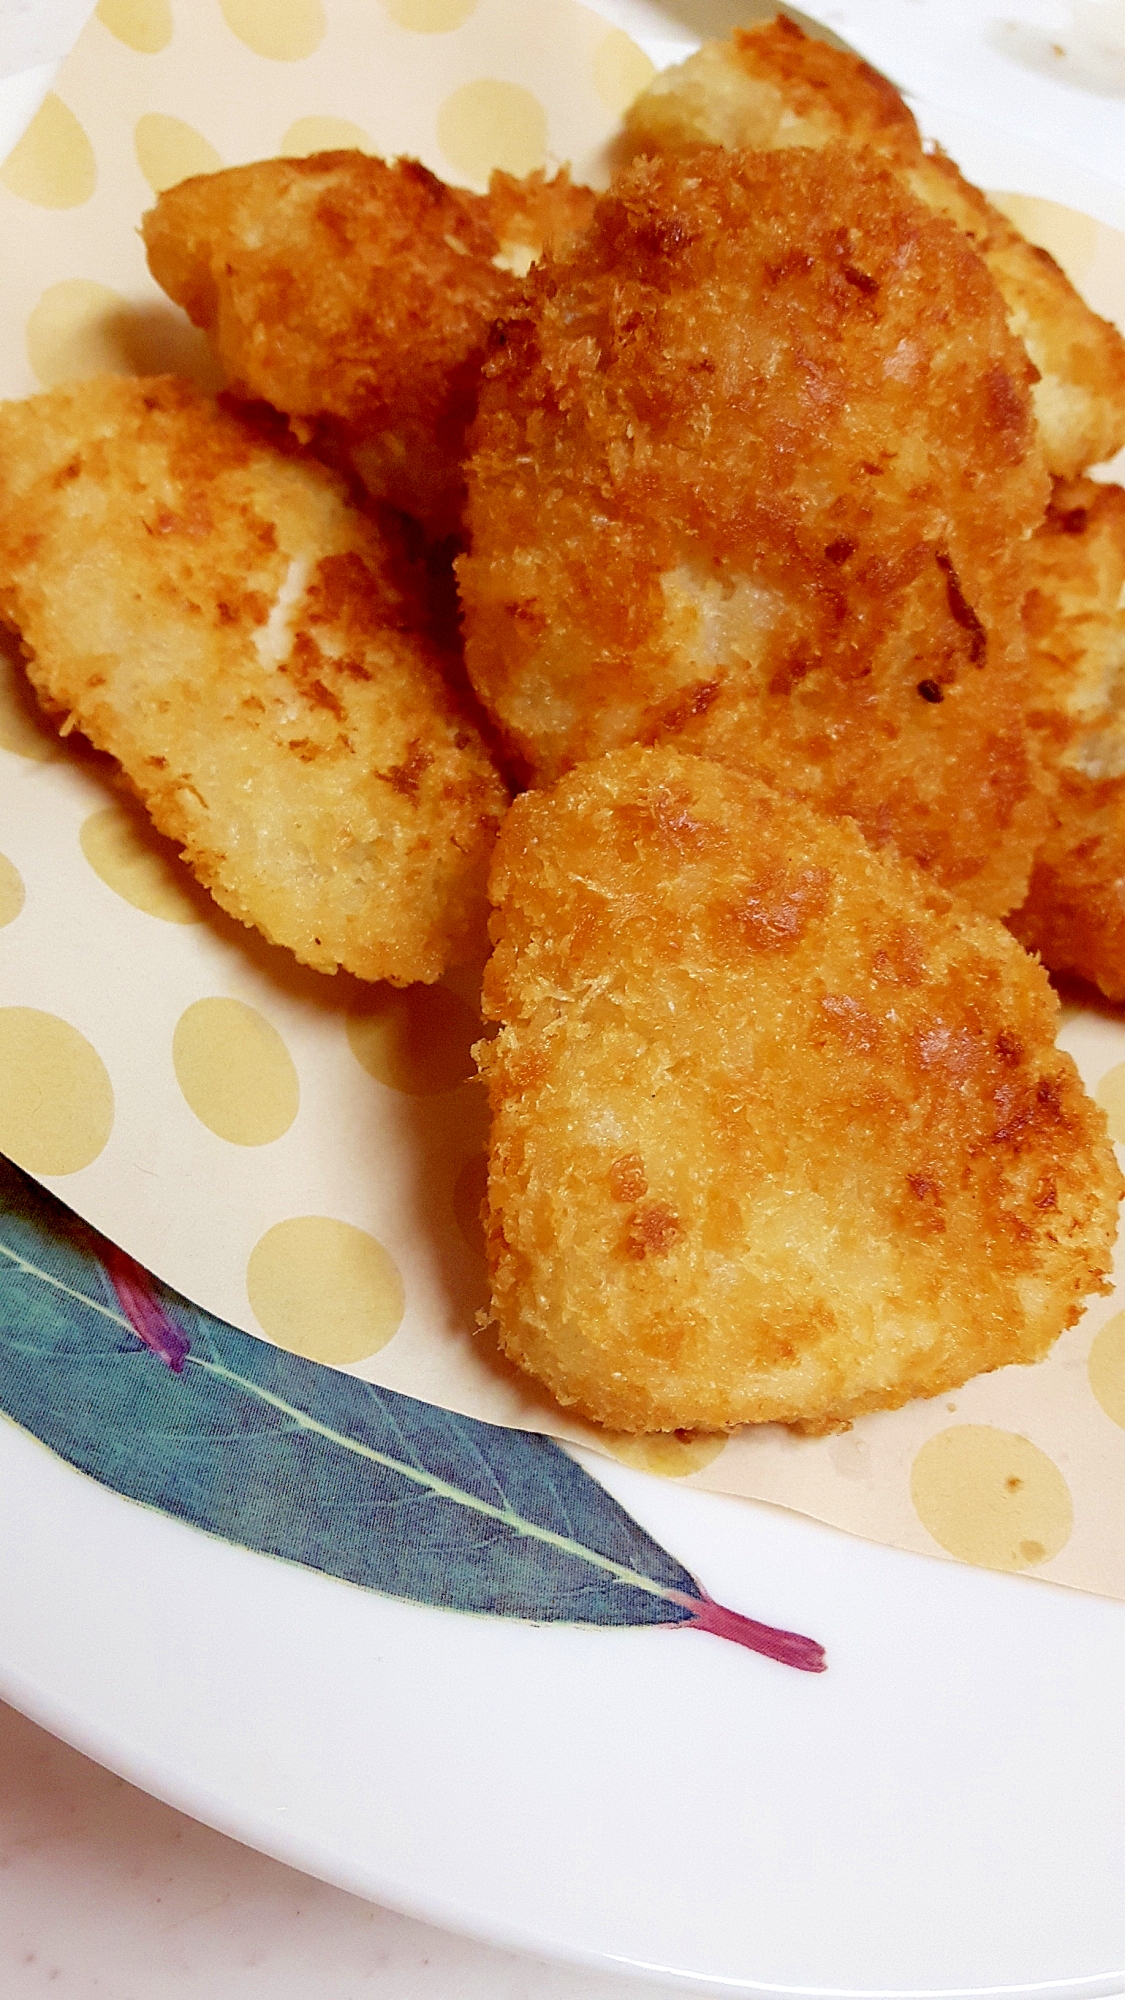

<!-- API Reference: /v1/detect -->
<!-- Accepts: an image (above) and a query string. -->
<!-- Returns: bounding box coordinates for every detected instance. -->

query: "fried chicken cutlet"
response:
[623,18,1125,480]
[1009,478,1125,999]
[143,153,596,539]
[478,747,1121,1435]
[460,146,1051,918]
[0,376,508,983]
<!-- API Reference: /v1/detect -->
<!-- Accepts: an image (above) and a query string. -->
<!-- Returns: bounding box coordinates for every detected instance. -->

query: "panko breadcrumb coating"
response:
[623,19,1125,479]
[478,748,1121,1435]
[485,166,598,277]
[0,375,508,984]
[143,152,596,538]
[1009,478,1125,998]
[460,145,1050,917]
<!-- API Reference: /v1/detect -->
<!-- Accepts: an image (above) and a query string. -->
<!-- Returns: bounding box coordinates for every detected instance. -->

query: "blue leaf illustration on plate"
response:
[0,1156,824,1671]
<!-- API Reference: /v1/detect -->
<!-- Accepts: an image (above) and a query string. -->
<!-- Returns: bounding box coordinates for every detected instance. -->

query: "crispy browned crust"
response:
[623,19,1125,478]
[623,16,919,161]
[142,153,595,537]
[460,144,1050,917]
[0,375,508,983]
[901,153,1125,480]
[1009,478,1125,998]
[485,166,597,268]
[478,747,1121,1435]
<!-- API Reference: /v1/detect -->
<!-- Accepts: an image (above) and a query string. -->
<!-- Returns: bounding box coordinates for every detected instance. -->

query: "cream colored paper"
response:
[1,0,1124,1599]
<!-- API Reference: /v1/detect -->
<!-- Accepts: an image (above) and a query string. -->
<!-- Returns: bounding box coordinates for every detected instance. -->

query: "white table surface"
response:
[0,1696,641,1998]
[1,2,1123,1995]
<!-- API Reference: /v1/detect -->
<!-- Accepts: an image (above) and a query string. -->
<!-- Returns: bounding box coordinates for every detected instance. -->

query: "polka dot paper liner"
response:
[1,0,1124,1598]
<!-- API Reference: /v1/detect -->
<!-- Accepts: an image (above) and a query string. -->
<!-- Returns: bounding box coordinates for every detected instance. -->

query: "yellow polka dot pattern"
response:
[220,0,327,61]
[247,1216,404,1363]
[347,984,480,1096]
[911,1426,1073,1571]
[600,1432,728,1479]
[592,29,656,117]
[0,95,96,209]
[95,0,173,55]
[1089,1312,1125,1428]
[134,114,222,195]
[282,116,372,157]
[80,806,204,924]
[384,0,479,29]
[0,853,25,928]
[27,280,129,387]
[173,999,300,1146]
[26,279,224,391]
[437,80,547,184]
[0,1009,114,1175]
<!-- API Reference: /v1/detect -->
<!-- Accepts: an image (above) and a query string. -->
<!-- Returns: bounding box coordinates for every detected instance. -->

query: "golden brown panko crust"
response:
[478,748,1121,1435]
[1009,478,1125,999]
[485,166,598,274]
[0,375,508,984]
[622,18,1125,479]
[622,16,919,162]
[460,144,1050,917]
[143,152,595,538]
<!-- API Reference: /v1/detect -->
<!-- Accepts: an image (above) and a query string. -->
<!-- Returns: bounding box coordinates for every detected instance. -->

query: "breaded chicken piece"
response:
[0,376,508,984]
[1008,478,1125,998]
[460,146,1050,918]
[624,19,1125,479]
[478,748,1121,1435]
[143,153,596,538]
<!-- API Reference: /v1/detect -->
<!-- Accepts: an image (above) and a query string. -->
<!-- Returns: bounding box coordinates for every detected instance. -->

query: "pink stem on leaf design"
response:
[669,1586,827,1671]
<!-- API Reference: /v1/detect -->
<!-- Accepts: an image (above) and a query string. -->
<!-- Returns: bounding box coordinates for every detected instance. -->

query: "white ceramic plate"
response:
[2,12,1125,1994]
[3,1401,1125,1997]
